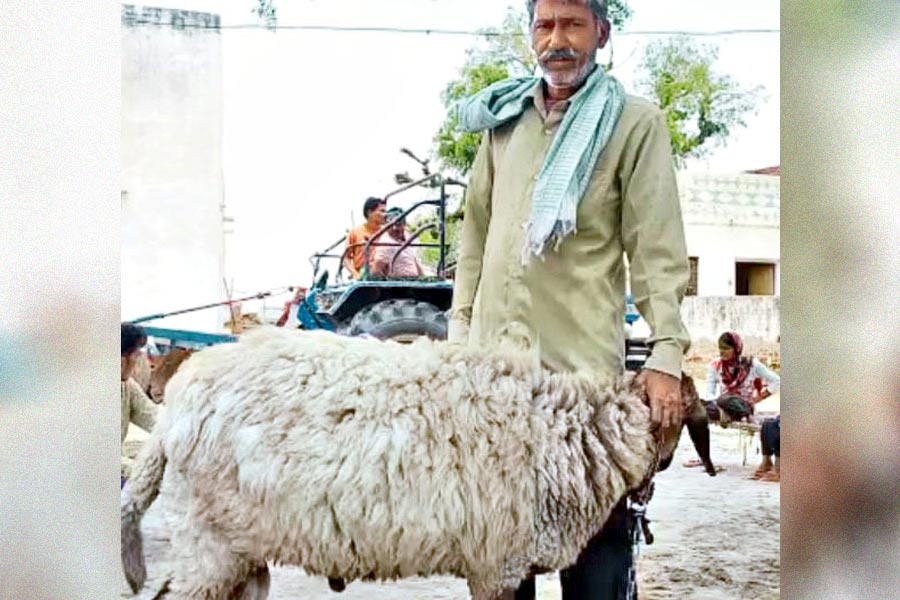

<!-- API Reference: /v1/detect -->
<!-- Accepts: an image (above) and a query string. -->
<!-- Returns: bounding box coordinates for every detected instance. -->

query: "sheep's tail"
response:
[121,431,167,594]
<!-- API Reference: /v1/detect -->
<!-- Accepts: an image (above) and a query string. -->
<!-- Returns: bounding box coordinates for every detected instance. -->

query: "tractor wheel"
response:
[346,299,447,342]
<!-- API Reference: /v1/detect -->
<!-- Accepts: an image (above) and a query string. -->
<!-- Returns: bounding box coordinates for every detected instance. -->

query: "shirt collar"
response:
[531,81,573,121]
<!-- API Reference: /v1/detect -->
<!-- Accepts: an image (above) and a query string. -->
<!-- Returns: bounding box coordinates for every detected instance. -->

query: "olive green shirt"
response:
[449,84,690,381]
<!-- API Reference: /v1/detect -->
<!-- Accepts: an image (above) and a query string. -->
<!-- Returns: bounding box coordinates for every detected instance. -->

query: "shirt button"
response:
[533,175,539,181]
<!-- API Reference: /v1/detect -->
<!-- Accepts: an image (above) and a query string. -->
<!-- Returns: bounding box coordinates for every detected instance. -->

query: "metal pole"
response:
[438,179,447,277]
[131,291,275,324]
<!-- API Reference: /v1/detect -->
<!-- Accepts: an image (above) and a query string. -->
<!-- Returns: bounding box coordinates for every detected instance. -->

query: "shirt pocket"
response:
[577,165,621,234]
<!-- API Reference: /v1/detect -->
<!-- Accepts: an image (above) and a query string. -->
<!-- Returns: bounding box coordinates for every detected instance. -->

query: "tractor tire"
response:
[346,299,447,342]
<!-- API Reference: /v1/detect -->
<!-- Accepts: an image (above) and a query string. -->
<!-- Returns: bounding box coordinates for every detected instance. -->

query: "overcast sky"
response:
[128,0,779,297]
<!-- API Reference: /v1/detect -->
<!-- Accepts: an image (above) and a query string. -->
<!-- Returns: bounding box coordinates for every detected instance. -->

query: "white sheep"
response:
[122,327,659,599]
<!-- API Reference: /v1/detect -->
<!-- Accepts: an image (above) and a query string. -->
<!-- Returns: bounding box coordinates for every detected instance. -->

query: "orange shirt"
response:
[346,222,381,274]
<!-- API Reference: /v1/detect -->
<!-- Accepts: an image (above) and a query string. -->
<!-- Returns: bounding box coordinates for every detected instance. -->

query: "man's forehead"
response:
[533,0,594,18]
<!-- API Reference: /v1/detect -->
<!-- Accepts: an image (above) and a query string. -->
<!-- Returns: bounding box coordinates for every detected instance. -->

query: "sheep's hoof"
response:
[327,577,346,592]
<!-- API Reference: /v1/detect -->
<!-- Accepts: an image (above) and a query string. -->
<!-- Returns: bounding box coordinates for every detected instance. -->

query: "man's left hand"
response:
[636,369,683,428]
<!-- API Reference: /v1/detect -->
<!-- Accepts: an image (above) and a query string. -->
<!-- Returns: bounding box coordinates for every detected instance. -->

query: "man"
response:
[448,0,691,597]
[344,197,387,279]
[121,322,158,486]
[372,207,425,277]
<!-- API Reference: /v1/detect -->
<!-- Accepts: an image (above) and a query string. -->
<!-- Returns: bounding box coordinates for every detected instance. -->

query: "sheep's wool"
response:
[125,327,656,596]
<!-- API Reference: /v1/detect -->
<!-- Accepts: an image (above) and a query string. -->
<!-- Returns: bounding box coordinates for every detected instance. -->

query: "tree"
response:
[637,36,763,167]
[253,0,277,30]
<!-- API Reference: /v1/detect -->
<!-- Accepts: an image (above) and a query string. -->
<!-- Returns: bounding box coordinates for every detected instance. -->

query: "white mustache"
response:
[539,48,579,62]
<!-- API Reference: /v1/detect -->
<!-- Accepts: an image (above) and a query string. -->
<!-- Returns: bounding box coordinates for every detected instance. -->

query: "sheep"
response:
[147,347,194,404]
[121,326,663,599]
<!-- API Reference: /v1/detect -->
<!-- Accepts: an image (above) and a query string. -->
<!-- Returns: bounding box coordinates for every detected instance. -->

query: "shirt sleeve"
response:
[752,358,780,394]
[127,378,158,433]
[620,108,692,379]
[448,131,494,343]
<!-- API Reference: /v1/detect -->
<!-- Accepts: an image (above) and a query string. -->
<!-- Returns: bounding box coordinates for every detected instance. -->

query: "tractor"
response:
[290,148,460,342]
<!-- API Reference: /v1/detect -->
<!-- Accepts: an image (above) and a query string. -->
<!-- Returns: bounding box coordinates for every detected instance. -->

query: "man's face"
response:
[531,0,607,90]
[369,203,386,226]
[121,350,139,381]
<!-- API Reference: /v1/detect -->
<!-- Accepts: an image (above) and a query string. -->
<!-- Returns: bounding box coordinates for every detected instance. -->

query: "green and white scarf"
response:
[455,66,625,261]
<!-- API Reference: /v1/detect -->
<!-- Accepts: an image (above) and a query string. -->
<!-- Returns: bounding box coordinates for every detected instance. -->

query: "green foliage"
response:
[605,0,633,31]
[253,0,277,30]
[434,62,511,174]
[638,36,763,167]
[417,217,462,270]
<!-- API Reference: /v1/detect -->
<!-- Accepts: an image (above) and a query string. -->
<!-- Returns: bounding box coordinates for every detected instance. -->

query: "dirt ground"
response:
[122,351,781,600]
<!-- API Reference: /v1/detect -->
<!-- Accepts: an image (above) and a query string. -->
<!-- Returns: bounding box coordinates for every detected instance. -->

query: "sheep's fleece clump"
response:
[122,327,657,598]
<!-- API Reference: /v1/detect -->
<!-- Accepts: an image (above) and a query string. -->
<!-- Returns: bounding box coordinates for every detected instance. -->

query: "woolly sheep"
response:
[122,327,661,599]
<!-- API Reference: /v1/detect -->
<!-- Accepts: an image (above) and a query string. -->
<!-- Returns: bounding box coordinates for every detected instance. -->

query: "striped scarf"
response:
[455,65,625,261]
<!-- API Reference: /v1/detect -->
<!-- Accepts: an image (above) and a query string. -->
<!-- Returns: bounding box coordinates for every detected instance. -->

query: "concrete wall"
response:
[681,296,780,343]
[684,223,780,296]
[121,5,226,332]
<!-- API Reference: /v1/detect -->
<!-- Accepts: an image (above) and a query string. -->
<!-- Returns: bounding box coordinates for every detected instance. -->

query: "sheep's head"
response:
[148,347,194,403]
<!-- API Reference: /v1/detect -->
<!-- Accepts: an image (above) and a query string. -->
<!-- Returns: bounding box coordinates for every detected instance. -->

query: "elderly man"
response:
[449,0,691,597]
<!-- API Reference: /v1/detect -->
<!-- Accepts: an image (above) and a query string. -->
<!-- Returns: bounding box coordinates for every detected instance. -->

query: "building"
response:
[679,167,780,297]
[677,166,780,342]
[121,6,227,332]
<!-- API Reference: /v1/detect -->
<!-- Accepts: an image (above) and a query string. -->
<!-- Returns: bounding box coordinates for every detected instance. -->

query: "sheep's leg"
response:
[232,564,270,600]
[469,589,515,600]
[163,515,260,600]
[327,576,347,592]
[685,415,717,476]
[467,579,515,600]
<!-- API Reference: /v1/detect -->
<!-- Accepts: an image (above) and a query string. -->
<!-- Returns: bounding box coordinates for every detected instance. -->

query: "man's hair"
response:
[385,207,405,223]
[363,197,386,219]
[121,322,147,357]
[526,0,608,24]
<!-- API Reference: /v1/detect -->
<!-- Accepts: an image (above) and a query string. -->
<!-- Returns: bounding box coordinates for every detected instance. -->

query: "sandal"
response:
[683,459,704,468]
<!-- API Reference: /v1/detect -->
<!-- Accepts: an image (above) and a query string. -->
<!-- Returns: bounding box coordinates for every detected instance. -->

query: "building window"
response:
[735,261,776,295]
[686,257,699,296]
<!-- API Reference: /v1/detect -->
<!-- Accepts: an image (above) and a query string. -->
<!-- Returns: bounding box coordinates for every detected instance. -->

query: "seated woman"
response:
[706,331,780,425]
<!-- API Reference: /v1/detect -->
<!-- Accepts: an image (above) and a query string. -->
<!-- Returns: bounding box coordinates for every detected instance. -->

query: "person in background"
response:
[372,207,425,277]
[344,197,386,279]
[706,331,780,425]
[121,322,158,487]
[752,415,780,482]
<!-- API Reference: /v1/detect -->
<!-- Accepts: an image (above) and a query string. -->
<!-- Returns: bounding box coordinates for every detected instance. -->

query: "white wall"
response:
[686,223,780,295]
[679,172,780,296]
[682,296,780,342]
[121,6,226,332]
